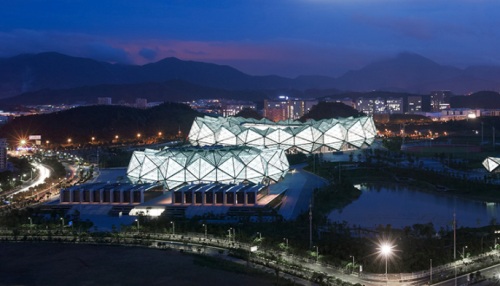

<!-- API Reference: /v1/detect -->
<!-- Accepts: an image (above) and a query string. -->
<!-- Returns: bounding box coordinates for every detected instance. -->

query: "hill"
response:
[0,52,337,98]
[450,91,500,109]
[0,80,268,105]
[2,52,500,101]
[0,102,201,145]
[334,53,463,93]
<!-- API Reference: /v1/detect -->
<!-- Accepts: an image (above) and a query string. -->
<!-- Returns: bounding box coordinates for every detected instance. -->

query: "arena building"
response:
[187,115,377,153]
[126,145,289,189]
[483,157,500,172]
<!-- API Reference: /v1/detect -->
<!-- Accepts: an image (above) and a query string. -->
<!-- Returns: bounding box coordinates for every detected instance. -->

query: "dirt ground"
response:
[0,242,275,286]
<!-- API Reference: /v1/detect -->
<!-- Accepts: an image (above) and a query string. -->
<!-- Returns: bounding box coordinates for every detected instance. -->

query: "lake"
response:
[328,183,500,229]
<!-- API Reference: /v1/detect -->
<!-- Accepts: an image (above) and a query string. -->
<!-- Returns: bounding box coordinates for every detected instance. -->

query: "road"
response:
[8,163,51,196]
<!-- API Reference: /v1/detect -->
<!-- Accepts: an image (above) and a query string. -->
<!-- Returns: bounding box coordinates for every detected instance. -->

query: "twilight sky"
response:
[1,0,500,77]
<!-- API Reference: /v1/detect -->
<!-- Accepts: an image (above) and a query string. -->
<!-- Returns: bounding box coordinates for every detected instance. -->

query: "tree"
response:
[235,108,263,120]
[300,102,361,121]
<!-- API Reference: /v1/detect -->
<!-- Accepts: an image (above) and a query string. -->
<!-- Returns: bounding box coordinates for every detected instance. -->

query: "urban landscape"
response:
[3,1,500,286]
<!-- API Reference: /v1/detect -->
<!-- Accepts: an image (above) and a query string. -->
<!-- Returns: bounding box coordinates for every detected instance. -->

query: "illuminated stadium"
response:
[188,116,377,153]
[483,157,500,172]
[126,145,289,189]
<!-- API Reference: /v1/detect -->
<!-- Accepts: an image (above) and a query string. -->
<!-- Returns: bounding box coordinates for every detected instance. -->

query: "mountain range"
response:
[1,52,500,104]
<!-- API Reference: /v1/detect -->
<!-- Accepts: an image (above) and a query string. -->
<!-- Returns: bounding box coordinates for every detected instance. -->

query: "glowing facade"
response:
[188,116,377,153]
[483,157,500,172]
[127,146,289,189]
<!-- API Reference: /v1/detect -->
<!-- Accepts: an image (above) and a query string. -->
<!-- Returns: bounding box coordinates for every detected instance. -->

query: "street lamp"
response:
[135,219,140,232]
[283,237,288,251]
[314,245,319,263]
[67,138,72,144]
[28,217,33,233]
[350,255,355,273]
[60,217,65,229]
[170,221,175,235]
[202,223,207,238]
[378,242,394,284]
[462,245,468,260]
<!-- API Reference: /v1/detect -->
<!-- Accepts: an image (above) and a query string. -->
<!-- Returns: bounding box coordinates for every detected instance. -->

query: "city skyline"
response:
[1,1,500,77]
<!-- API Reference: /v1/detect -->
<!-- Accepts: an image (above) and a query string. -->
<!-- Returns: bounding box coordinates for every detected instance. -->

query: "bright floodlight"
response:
[380,243,393,256]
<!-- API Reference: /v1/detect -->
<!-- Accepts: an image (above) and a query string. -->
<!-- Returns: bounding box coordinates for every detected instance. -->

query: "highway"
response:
[8,163,51,196]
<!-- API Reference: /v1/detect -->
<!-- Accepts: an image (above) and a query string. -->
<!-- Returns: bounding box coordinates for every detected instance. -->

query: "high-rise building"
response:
[264,98,289,121]
[264,97,318,121]
[430,91,452,111]
[356,97,386,114]
[407,96,422,113]
[386,98,403,114]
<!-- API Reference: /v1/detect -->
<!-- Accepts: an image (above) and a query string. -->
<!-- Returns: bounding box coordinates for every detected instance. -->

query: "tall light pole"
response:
[309,200,313,249]
[228,228,232,242]
[135,219,140,232]
[350,255,355,273]
[430,258,432,285]
[202,223,207,238]
[314,245,319,263]
[170,221,175,235]
[379,242,394,285]
[28,217,32,233]
[60,217,64,229]
[283,238,288,252]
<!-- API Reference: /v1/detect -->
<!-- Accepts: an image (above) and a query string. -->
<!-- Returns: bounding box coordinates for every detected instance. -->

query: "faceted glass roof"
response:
[188,116,377,153]
[127,146,289,189]
[483,157,500,172]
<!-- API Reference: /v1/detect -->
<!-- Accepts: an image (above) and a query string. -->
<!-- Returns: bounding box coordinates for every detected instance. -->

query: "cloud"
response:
[138,48,157,61]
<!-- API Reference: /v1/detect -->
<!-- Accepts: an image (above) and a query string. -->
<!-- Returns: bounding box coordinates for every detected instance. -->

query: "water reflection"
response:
[328,183,499,229]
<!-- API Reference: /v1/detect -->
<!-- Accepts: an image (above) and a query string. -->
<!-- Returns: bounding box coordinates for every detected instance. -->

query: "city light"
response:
[377,240,396,284]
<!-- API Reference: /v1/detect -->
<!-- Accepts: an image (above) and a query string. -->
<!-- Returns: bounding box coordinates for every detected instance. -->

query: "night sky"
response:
[1,0,499,77]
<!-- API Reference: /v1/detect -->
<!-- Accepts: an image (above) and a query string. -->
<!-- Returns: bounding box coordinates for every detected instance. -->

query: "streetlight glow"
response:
[380,243,393,256]
[377,241,395,284]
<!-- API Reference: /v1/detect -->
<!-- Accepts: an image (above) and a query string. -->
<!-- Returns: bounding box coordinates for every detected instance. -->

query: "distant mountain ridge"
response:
[0,52,338,99]
[1,52,500,102]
